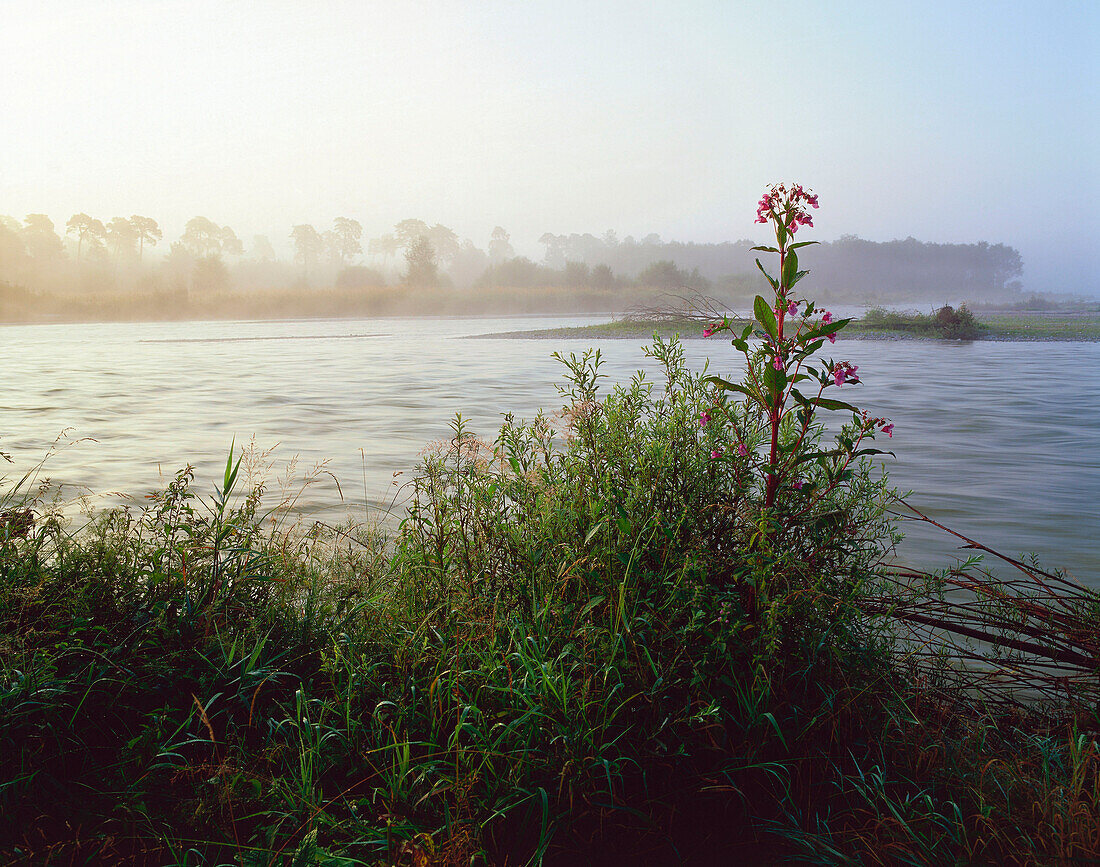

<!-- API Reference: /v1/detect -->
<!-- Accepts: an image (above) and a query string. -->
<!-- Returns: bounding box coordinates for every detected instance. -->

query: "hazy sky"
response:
[2,0,1097,292]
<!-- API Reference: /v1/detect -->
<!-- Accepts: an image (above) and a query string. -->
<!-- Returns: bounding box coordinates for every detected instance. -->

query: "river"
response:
[2,315,1097,582]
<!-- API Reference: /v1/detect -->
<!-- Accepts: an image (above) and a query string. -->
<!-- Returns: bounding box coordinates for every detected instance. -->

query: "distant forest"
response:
[0,212,1024,308]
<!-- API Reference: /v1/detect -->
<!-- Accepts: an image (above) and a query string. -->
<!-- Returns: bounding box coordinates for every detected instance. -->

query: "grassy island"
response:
[478,305,1100,342]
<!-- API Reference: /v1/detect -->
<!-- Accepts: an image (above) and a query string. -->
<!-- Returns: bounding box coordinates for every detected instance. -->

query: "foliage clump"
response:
[860,304,985,339]
[2,186,1097,865]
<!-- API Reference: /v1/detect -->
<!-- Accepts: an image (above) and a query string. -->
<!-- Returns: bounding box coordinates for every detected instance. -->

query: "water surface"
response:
[2,315,1096,581]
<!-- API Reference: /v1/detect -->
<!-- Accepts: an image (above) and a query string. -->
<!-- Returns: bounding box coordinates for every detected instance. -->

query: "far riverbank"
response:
[472,310,1100,342]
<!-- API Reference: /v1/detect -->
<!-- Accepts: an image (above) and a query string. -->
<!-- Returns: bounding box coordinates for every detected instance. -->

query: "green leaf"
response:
[794,448,845,465]
[788,240,819,250]
[754,295,778,340]
[788,269,810,288]
[782,250,799,288]
[703,375,758,401]
[755,259,779,289]
[584,521,606,545]
[580,595,606,617]
[763,363,786,396]
[751,245,779,253]
[853,448,896,459]
[814,397,858,412]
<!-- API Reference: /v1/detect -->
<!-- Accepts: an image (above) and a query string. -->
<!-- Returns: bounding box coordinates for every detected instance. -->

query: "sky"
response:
[1,0,1097,293]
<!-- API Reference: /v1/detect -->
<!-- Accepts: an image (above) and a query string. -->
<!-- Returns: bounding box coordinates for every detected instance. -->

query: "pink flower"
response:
[822,311,834,324]
[698,412,710,427]
[772,356,784,370]
[735,442,749,457]
[827,332,836,344]
[703,324,715,337]
[792,480,803,490]
[882,423,894,437]
[711,449,722,460]
[832,362,859,386]
[788,300,798,316]
[755,183,820,236]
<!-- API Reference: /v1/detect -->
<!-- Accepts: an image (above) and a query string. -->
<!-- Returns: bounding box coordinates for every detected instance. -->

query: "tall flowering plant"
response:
[703,183,893,512]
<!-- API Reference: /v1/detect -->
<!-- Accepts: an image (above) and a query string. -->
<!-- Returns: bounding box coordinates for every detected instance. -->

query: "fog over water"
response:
[1,2,1097,295]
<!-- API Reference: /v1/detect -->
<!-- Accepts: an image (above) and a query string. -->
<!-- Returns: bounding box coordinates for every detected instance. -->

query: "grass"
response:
[479,305,1100,342]
[2,338,1098,864]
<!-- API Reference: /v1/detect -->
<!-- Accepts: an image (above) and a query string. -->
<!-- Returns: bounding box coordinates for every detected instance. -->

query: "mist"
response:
[2,0,1096,307]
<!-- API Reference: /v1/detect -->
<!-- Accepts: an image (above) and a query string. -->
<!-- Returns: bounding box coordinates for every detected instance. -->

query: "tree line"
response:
[0,211,1025,302]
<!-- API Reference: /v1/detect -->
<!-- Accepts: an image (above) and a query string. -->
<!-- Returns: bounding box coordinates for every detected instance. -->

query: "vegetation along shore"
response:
[477,305,1100,342]
[3,187,1098,865]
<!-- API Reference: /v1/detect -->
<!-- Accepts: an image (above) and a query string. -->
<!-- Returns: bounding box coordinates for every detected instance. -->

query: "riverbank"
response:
[474,310,1100,341]
[3,343,1098,864]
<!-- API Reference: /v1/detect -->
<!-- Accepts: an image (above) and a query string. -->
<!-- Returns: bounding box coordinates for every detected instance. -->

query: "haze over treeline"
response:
[0,208,1028,321]
[2,3,1095,304]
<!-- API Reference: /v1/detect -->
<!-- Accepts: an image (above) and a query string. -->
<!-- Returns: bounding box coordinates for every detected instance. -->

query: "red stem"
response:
[764,232,786,508]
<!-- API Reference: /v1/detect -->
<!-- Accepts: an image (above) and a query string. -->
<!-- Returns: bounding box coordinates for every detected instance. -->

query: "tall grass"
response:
[2,338,1097,864]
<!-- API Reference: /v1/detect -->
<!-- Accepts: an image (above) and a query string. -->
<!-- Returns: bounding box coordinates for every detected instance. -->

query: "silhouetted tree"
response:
[22,215,64,263]
[106,217,139,259]
[181,217,223,257]
[251,235,276,262]
[0,217,28,278]
[290,224,324,271]
[163,242,194,292]
[130,216,161,261]
[539,232,566,268]
[330,217,363,264]
[637,260,682,289]
[218,226,243,257]
[488,226,513,265]
[563,261,590,288]
[65,214,106,261]
[404,236,437,287]
[591,263,615,290]
[427,224,460,266]
[394,218,431,251]
[447,239,489,288]
[368,234,399,272]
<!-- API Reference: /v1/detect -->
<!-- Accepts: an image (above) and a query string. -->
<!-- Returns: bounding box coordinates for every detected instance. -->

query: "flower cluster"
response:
[699,183,893,511]
[859,410,895,438]
[831,362,860,386]
[709,440,750,461]
[755,182,820,234]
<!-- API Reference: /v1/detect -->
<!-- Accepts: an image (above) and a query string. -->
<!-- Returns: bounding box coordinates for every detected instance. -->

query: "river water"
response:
[2,315,1097,582]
